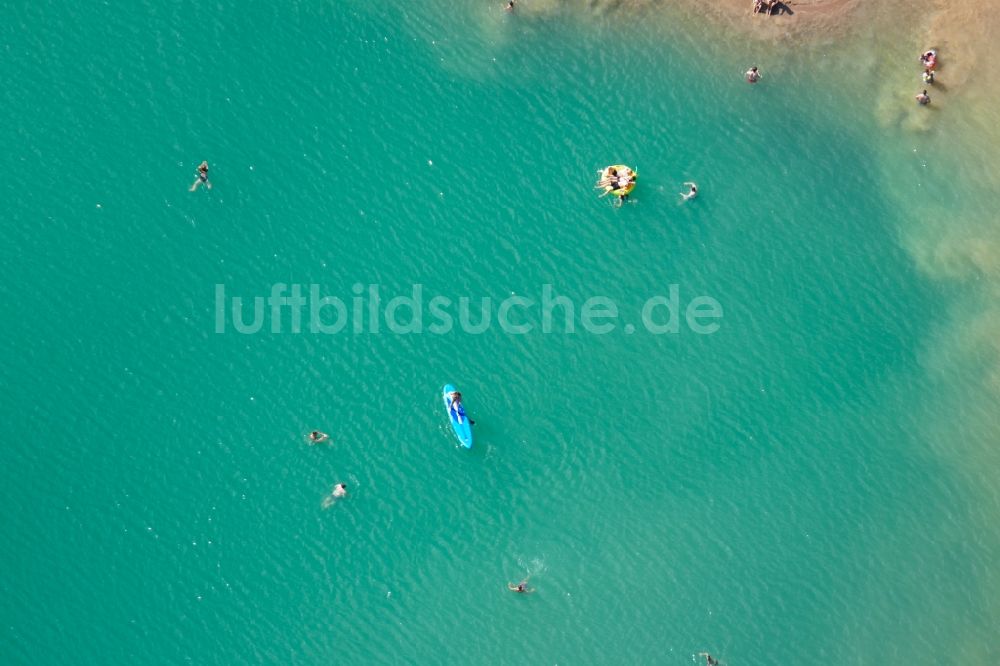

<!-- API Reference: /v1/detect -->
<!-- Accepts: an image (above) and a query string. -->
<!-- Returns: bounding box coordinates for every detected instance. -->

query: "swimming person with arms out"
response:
[915,90,931,105]
[189,161,211,191]
[746,66,761,83]
[507,579,534,594]
[680,182,698,201]
[308,430,329,445]
[697,653,720,666]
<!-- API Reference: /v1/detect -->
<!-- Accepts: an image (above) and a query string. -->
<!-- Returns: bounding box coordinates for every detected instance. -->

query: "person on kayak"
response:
[448,391,476,425]
[448,391,465,423]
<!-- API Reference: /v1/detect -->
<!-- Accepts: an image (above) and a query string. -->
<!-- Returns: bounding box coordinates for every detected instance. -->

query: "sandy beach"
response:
[683,0,865,41]
[518,0,999,63]
[513,0,864,34]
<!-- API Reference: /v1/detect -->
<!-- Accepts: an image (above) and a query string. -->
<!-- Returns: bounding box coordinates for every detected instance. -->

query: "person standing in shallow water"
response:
[746,66,761,83]
[190,161,211,191]
[916,90,931,105]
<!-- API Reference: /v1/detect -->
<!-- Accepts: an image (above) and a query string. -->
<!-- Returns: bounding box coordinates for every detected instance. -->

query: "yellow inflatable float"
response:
[595,164,637,202]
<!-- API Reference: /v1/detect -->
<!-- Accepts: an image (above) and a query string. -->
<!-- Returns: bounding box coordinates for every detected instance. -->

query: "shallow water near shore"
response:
[2,1,999,663]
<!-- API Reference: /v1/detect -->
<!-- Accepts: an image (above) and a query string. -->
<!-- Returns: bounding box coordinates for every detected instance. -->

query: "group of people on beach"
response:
[752,0,782,15]
[915,49,938,106]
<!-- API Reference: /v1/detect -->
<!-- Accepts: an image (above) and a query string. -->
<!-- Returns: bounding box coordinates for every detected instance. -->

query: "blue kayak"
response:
[442,384,473,449]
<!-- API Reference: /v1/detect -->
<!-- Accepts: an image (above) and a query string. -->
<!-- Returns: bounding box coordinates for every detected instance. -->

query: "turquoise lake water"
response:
[3,1,999,663]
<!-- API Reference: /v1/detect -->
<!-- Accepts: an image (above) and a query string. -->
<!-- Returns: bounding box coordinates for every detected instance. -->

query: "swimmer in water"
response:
[308,430,329,444]
[505,0,515,10]
[189,161,211,191]
[698,653,720,666]
[680,182,698,201]
[746,66,761,83]
[915,89,931,105]
[923,68,935,85]
[507,579,534,594]
[322,483,348,509]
